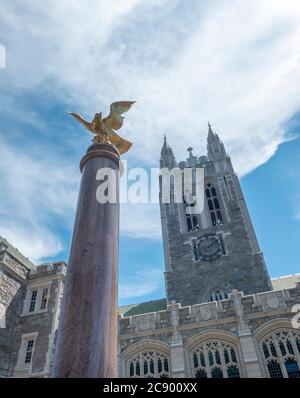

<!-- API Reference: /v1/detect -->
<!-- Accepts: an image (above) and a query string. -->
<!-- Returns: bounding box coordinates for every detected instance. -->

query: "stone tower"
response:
[159,124,272,306]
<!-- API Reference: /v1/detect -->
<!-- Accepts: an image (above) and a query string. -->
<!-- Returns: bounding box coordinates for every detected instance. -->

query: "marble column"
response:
[53,142,120,378]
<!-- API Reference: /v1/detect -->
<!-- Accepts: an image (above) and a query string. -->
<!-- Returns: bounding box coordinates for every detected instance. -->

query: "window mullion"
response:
[219,343,227,378]
[290,334,300,365]
[140,352,144,377]
[203,344,211,378]
[36,288,43,311]
[274,334,288,378]
[154,351,158,377]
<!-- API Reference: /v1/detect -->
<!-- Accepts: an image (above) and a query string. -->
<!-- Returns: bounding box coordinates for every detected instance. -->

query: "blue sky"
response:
[0,0,299,306]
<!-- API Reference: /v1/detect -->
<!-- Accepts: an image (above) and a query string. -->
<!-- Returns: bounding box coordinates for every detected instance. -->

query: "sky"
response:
[0,0,299,306]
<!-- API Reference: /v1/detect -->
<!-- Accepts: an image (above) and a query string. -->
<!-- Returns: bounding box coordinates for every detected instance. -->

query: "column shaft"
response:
[53,143,120,378]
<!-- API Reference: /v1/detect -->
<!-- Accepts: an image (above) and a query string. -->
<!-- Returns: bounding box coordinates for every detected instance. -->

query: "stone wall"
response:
[160,134,273,307]
[119,284,300,377]
[0,249,29,377]
[14,262,65,377]
[162,155,272,307]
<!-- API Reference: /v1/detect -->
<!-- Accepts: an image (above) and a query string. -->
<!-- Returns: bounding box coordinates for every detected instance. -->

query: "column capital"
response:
[80,142,121,172]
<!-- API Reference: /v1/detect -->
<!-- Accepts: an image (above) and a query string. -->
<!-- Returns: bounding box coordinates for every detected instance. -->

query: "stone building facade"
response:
[160,125,272,306]
[1,125,300,378]
[0,238,65,378]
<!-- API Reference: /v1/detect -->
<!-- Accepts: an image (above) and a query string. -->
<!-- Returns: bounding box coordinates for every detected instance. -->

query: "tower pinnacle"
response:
[208,122,214,136]
[207,123,227,161]
[160,135,177,169]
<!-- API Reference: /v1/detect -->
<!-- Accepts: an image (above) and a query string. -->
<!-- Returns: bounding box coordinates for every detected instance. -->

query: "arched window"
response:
[191,340,241,378]
[184,194,199,232]
[205,183,224,227]
[227,365,240,378]
[187,218,192,231]
[211,367,223,378]
[195,369,207,378]
[267,360,283,378]
[127,350,170,378]
[260,329,300,378]
[208,290,228,302]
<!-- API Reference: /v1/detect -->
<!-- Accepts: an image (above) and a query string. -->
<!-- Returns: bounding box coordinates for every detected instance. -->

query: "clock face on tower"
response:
[195,234,224,261]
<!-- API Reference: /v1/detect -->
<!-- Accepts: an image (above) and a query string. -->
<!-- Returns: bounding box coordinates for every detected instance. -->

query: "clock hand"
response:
[206,242,216,250]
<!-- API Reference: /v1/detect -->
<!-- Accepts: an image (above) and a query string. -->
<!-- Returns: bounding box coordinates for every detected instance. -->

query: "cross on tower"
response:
[187,147,194,157]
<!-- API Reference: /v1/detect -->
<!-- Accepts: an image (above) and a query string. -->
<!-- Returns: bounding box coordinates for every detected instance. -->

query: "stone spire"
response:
[160,135,177,169]
[207,122,227,161]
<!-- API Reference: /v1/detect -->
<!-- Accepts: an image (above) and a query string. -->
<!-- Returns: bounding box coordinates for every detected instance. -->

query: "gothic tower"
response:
[159,125,272,306]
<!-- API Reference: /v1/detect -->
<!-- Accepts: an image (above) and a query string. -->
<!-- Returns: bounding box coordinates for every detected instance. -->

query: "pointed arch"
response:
[254,319,300,378]
[121,339,170,378]
[122,339,170,360]
[185,329,239,352]
[253,318,294,341]
[185,329,242,378]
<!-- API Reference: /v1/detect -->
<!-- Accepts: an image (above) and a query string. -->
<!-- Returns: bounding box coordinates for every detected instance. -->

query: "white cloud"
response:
[0,0,300,258]
[1,1,300,174]
[0,138,79,262]
[121,203,161,239]
[119,268,162,300]
[0,224,62,264]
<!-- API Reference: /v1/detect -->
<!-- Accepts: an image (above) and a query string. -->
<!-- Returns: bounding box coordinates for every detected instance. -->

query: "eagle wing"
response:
[67,112,94,133]
[109,131,133,155]
[103,101,136,131]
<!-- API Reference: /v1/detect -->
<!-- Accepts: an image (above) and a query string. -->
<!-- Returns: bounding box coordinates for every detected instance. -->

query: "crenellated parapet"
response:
[28,262,66,283]
[120,285,300,338]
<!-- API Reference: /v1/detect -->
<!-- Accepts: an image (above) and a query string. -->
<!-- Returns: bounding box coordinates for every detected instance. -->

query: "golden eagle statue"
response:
[67,101,135,155]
